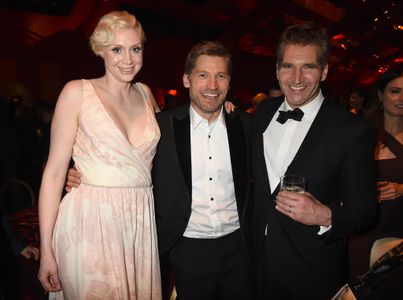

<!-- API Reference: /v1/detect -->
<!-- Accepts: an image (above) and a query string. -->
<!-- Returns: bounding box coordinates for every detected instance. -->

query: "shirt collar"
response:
[190,104,226,130]
[282,90,324,122]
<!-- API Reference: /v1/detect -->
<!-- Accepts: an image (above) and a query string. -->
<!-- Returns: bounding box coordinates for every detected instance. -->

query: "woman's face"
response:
[380,76,403,117]
[100,28,143,83]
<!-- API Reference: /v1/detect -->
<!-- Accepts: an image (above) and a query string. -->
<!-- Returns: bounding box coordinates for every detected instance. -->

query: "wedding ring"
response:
[288,206,292,213]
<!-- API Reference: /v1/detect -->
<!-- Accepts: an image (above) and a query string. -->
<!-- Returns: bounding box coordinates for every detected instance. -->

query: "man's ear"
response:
[276,63,279,80]
[183,74,190,88]
[321,64,329,82]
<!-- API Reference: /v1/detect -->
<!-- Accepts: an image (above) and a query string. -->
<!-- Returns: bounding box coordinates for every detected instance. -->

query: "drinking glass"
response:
[280,174,306,194]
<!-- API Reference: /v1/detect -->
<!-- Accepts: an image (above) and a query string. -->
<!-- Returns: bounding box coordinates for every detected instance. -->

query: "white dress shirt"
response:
[263,91,330,234]
[183,105,240,238]
[263,91,324,193]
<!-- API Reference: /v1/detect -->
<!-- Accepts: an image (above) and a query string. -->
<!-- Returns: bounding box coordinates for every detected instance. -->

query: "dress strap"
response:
[383,131,403,158]
[135,82,148,103]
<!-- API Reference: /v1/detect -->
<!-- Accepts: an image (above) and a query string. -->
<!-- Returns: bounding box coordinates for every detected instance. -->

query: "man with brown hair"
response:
[251,23,377,299]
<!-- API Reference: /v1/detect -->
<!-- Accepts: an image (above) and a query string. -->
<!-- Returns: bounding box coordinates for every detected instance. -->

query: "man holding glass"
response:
[251,23,377,299]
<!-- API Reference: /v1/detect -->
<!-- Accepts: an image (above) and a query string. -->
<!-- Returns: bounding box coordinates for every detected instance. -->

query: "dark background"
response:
[0,0,402,106]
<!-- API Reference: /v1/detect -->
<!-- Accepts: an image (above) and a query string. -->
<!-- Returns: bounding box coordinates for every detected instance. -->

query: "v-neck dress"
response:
[50,79,161,299]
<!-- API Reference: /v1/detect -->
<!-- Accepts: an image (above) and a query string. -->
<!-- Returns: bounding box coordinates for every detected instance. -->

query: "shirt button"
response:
[211,197,214,201]
[209,177,212,181]
[209,156,212,160]
[208,135,211,138]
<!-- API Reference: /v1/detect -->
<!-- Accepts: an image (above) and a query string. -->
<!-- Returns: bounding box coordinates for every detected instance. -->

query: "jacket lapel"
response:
[225,112,248,213]
[286,99,331,174]
[173,105,192,194]
[256,98,283,195]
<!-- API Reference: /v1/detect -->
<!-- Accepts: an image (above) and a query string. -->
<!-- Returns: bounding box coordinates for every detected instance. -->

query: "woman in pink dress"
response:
[37,11,162,299]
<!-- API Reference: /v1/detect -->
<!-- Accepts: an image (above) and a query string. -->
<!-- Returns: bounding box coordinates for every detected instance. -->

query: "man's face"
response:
[276,44,328,108]
[183,55,230,121]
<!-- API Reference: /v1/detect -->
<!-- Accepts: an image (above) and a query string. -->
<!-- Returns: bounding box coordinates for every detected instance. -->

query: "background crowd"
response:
[0,8,402,300]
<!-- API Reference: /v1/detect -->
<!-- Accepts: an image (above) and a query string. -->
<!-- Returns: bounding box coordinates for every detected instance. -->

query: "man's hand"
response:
[65,166,81,192]
[20,245,40,260]
[275,191,332,227]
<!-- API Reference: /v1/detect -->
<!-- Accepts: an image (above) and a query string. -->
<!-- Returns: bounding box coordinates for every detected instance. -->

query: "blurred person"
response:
[348,65,403,284]
[1,100,40,299]
[348,87,369,116]
[0,209,39,299]
[0,99,19,182]
[267,82,283,98]
[37,11,162,299]
[246,92,268,113]
[251,22,377,299]
[162,93,177,111]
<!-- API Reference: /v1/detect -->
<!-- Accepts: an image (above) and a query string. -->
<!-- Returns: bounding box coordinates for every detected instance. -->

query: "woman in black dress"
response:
[348,64,403,281]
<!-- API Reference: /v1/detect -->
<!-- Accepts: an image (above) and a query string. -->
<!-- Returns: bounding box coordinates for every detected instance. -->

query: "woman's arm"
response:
[37,80,82,292]
[377,181,403,201]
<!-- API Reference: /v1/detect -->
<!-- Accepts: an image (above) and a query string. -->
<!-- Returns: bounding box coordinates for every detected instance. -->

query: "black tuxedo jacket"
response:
[251,97,377,298]
[152,104,254,256]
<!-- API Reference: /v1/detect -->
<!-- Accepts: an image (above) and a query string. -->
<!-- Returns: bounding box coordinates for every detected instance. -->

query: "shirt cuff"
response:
[317,225,332,235]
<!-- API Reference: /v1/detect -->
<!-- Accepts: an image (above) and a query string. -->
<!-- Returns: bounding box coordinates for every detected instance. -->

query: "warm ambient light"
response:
[167,89,177,96]
[331,34,345,41]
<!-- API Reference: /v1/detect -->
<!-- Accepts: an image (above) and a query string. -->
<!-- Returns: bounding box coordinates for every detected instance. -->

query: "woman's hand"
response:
[224,101,236,113]
[37,252,63,292]
[377,181,403,201]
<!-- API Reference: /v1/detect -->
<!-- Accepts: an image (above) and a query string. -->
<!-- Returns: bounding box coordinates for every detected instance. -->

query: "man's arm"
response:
[65,166,81,192]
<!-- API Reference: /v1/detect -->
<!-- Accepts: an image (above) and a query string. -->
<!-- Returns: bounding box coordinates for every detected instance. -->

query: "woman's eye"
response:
[131,47,143,53]
[112,48,122,54]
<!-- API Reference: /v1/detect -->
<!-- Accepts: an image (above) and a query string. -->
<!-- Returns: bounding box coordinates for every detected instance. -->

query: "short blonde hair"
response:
[90,10,146,55]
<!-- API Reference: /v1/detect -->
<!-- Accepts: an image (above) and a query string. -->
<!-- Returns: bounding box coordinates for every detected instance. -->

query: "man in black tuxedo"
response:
[251,23,377,299]
[152,41,254,300]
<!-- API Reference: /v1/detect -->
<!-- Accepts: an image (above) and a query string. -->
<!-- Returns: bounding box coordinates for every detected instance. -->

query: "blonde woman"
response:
[37,11,162,299]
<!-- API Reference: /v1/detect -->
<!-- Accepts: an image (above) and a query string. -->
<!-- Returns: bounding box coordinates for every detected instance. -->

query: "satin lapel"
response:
[173,107,192,194]
[256,98,283,195]
[225,112,247,210]
[286,100,331,174]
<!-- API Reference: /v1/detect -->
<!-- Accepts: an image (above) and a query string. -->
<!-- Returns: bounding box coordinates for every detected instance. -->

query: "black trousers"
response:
[169,229,254,300]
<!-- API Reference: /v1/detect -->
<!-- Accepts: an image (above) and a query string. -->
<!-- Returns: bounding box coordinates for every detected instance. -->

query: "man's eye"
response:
[199,73,207,79]
[218,74,227,80]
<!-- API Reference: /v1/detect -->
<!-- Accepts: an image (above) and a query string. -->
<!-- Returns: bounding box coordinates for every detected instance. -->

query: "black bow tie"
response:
[276,108,304,124]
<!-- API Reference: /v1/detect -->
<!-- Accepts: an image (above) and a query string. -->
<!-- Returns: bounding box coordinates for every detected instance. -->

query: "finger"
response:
[70,168,80,177]
[275,203,295,217]
[377,185,389,192]
[33,249,40,261]
[67,176,81,185]
[50,274,62,290]
[39,276,53,292]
